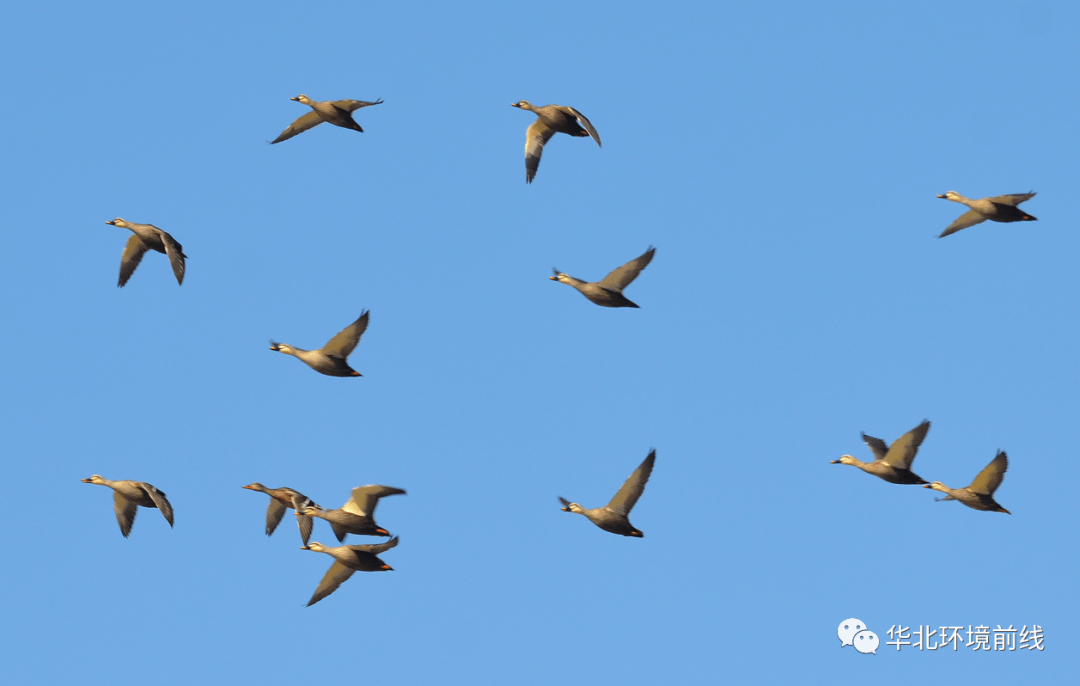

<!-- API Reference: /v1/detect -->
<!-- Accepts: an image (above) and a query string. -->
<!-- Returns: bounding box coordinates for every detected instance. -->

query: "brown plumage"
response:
[301,537,398,606]
[82,475,174,537]
[298,485,406,541]
[925,451,1011,514]
[831,420,931,485]
[271,94,383,144]
[936,191,1037,237]
[559,450,655,537]
[242,483,318,545]
[550,246,655,308]
[512,100,601,183]
[106,218,186,287]
[270,311,369,377]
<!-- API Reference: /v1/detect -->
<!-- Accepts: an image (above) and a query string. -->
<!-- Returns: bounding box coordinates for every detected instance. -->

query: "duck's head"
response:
[291,94,313,104]
[937,191,960,201]
[924,481,947,492]
[242,483,265,491]
[302,542,327,552]
[558,497,582,513]
[831,455,855,466]
[550,269,568,283]
[82,475,104,484]
[105,218,126,227]
[512,100,532,110]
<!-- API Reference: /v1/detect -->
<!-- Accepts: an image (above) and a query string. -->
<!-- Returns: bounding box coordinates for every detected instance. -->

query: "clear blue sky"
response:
[2,0,1076,682]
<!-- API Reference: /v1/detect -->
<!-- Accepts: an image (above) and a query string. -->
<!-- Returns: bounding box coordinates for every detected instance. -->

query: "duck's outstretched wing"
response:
[113,492,138,537]
[939,210,987,237]
[271,111,324,144]
[118,235,149,287]
[880,420,930,470]
[861,434,889,461]
[968,451,1008,496]
[567,106,601,146]
[343,485,406,517]
[306,561,355,606]
[606,450,656,516]
[524,120,557,184]
[141,483,174,527]
[348,536,399,555]
[334,98,384,113]
[159,230,186,285]
[322,311,369,359]
[988,191,1035,207]
[598,247,656,292]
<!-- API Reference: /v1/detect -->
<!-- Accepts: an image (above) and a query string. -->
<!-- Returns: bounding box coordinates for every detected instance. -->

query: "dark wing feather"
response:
[265,498,287,536]
[939,209,987,237]
[330,521,348,543]
[113,492,138,537]
[567,106,601,146]
[118,235,149,287]
[343,485,406,517]
[142,483,174,527]
[321,311,369,358]
[968,451,1008,496]
[988,192,1035,207]
[861,434,889,461]
[306,561,355,606]
[290,494,316,545]
[606,450,656,516]
[271,111,325,144]
[347,536,399,555]
[334,98,384,113]
[597,247,656,292]
[880,420,930,470]
[159,230,186,285]
[524,120,556,183]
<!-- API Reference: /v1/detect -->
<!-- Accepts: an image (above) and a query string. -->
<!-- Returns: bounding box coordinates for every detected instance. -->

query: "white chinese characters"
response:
[885,625,1045,651]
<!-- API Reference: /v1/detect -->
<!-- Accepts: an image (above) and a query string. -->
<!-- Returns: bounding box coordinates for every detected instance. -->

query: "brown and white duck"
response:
[270,311,369,377]
[550,247,655,308]
[559,450,655,537]
[82,475,174,537]
[106,218,186,287]
[301,537,398,606]
[512,100,601,183]
[272,94,383,144]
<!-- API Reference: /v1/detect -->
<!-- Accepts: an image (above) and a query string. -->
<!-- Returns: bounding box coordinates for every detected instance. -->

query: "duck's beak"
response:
[936,194,947,199]
[511,102,521,108]
[81,478,92,483]
[105,220,116,225]
[290,96,300,101]
[829,459,841,464]
[922,484,932,488]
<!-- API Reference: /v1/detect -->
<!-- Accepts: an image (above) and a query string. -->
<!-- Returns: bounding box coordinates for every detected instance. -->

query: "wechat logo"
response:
[838,618,878,655]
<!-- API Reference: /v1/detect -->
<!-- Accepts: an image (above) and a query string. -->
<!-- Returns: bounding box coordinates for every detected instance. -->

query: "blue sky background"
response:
[2,0,1076,682]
